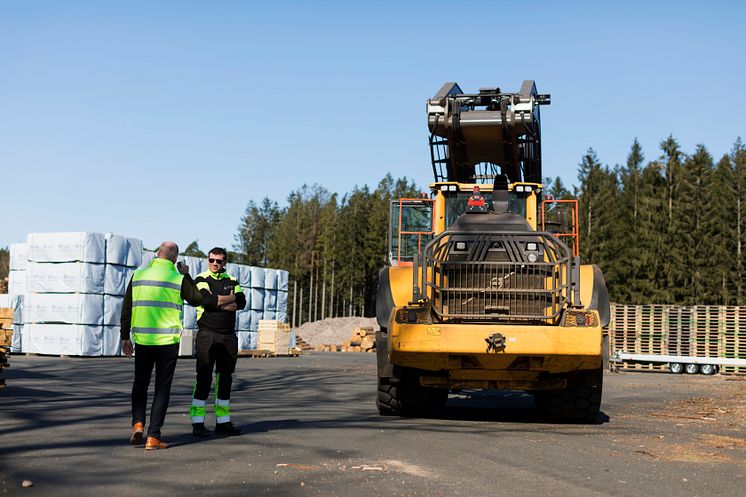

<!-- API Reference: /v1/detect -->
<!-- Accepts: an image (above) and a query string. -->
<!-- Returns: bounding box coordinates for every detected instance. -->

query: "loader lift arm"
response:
[427,81,550,184]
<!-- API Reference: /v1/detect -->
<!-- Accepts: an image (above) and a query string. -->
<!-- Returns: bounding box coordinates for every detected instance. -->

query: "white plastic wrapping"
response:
[9,294,24,324]
[105,234,143,267]
[277,290,288,313]
[102,325,122,356]
[177,255,205,278]
[24,323,103,356]
[25,293,104,325]
[11,324,23,352]
[225,263,240,282]
[264,290,277,311]
[236,265,251,288]
[277,270,289,291]
[250,310,263,331]
[27,232,106,263]
[277,311,288,323]
[238,331,257,350]
[9,243,30,271]
[250,266,264,288]
[250,288,264,310]
[237,308,252,331]
[139,250,156,269]
[8,270,27,295]
[264,269,278,290]
[263,310,276,321]
[183,303,198,329]
[104,295,123,326]
[105,264,134,296]
[27,262,106,294]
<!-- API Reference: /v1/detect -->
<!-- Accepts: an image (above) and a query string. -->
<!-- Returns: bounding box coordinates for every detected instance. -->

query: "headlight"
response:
[455,241,467,250]
[448,185,457,191]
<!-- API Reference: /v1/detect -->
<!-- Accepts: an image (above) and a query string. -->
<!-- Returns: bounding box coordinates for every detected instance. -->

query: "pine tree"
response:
[702,154,737,304]
[676,145,713,304]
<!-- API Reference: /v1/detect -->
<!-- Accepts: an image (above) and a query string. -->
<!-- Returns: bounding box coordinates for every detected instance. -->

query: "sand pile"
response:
[295,317,378,347]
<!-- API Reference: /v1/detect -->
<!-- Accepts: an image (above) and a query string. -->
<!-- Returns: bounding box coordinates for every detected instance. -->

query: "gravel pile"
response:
[295,317,378,347]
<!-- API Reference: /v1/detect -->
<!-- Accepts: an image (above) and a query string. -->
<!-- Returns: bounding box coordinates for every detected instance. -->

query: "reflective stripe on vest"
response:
[131,259,184,346]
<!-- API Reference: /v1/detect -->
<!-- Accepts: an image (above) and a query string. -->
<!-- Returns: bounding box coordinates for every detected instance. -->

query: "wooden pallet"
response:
[609,303,746,374]
[257,320,292,355]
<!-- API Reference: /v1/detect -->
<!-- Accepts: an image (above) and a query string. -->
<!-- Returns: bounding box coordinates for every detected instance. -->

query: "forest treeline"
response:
[225,137,746,323]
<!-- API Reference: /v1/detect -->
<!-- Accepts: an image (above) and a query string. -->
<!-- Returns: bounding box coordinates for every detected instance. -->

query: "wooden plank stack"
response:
[257,320,292,355]
[315,326,376,353]
[0,308,13,390]
[608,304,746,374]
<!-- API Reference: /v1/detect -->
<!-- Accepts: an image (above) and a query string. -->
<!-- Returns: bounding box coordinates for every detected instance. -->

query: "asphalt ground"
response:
[1,353,745,497]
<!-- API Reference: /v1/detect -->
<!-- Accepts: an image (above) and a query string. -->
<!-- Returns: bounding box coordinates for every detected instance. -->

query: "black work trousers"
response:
[131,343,179,438]
[193,329,238,401]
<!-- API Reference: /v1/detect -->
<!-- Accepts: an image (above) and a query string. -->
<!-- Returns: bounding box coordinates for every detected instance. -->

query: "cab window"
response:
[443,191,526,227]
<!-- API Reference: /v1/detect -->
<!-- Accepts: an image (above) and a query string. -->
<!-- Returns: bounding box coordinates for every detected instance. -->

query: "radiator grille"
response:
[418,231,573,323]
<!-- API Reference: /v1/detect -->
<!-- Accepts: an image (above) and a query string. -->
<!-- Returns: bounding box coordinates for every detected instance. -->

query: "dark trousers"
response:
[193,329,238,401]
[131,343,179,438]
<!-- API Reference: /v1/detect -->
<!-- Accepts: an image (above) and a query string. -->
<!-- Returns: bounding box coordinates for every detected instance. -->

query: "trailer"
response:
[611,351,746,375]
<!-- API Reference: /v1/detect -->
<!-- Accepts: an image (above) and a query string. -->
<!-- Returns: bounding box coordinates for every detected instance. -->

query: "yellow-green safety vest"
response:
[131,258,184,346]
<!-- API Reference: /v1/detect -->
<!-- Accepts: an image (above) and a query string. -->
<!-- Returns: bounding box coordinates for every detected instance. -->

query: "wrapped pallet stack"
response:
[20,232,142,356]
[2,232,292,357]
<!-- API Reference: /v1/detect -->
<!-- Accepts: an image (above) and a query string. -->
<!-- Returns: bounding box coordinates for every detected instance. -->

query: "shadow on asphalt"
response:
[426,390,610,425]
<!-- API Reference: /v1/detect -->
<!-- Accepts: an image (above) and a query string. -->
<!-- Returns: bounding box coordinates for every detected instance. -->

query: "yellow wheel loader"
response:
[375,82,610,423]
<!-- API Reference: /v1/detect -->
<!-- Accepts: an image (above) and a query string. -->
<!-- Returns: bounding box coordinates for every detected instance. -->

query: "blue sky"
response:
[2,1,744,251]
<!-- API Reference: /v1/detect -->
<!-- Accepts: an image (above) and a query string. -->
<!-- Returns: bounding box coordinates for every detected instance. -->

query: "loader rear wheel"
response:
[534,368,603,424]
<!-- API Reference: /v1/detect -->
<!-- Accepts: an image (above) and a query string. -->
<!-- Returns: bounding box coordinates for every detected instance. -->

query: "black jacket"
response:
[194,270,247,333]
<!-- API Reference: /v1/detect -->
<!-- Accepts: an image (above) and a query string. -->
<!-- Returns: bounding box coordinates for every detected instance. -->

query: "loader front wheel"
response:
[535,368,603,424]
[377,368,447,417]
[376,379,402,416]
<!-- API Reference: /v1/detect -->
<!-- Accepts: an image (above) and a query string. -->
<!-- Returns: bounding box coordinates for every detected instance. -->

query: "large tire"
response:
[377,368,448,417]
[376,379,402,416]
[534,369,603,424]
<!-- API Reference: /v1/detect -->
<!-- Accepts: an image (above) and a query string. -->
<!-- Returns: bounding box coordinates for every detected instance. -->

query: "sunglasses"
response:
[208,258,225,264]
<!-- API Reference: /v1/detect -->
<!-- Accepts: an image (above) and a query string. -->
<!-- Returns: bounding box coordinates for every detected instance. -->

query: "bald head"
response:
[156,241,179,263]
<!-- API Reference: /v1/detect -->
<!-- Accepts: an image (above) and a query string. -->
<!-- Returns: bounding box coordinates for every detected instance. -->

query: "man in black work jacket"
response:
[189,247,246,437]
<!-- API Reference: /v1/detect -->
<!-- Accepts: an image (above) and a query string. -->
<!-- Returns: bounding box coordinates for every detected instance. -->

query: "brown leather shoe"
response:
[145,436,169,450]
[130,422,144,445]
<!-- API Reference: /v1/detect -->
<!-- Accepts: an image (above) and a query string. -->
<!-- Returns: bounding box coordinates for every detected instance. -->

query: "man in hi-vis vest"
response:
[120,241,233,450]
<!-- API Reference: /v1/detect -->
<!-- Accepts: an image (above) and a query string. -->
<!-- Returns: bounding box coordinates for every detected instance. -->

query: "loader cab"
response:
[387,182,545,265]
[433,181,542,234]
